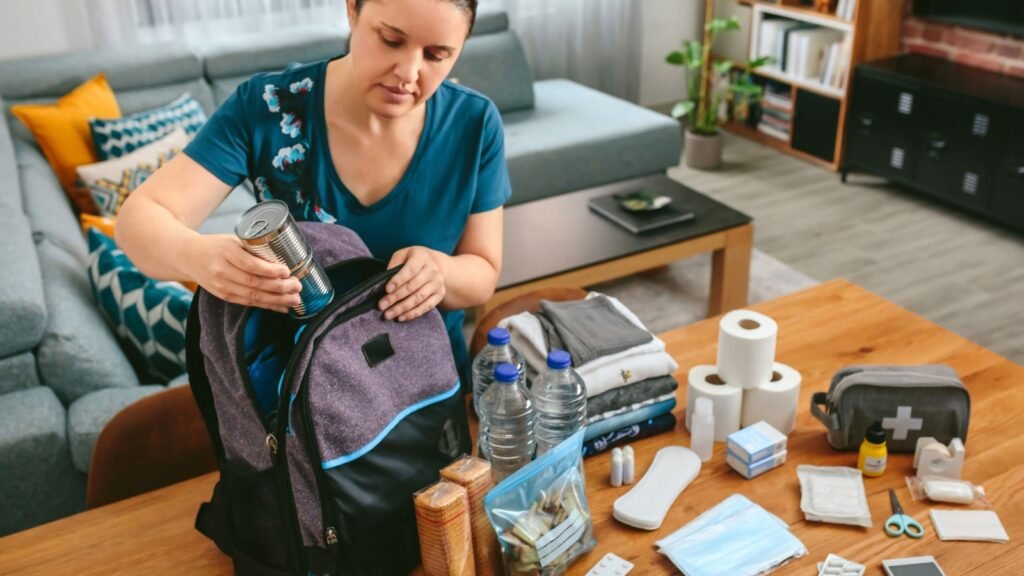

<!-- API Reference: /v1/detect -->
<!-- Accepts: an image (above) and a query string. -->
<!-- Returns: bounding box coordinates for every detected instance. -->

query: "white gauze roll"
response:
[685,365,743,442]
[717,310,778,390]
[740,362,802,434]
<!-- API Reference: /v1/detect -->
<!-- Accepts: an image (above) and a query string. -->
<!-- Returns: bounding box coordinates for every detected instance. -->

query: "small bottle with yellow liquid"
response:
[858,421,888,477]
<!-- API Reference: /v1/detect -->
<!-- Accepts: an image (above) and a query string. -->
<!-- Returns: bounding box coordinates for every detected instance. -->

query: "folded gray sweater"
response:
[536,295,653,366]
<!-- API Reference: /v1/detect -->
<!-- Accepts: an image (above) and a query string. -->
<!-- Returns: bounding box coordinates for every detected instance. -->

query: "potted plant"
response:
[730,57,773,125]
[666,6,770,169]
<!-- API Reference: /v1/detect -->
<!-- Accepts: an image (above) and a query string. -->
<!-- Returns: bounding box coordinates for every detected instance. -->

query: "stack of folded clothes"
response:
[500,293,679,457]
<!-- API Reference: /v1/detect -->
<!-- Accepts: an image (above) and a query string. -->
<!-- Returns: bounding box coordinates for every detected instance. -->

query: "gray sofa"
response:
[0,8,680,534]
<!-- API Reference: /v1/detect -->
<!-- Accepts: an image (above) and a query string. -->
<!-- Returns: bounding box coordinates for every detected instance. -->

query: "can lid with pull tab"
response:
[235,199,291,241]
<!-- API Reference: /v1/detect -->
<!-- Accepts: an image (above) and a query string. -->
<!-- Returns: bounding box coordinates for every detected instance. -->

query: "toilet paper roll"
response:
[717,310,778,390]
[685,365,743,442]
[740,362,802,434]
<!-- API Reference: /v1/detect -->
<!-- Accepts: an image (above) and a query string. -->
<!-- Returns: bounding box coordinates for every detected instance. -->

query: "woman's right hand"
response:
[184,234,302,314]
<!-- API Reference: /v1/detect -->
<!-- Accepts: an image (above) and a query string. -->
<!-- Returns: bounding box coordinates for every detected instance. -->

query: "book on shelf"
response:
[834,34,853,90]
[760,114,790,132]
[763,85,793,110]
[786,27,844,81]
[836,0,859,21]
[762,102,793,118]
[819,42,840,86]
[757,122,790,141]
[762,107,792,123]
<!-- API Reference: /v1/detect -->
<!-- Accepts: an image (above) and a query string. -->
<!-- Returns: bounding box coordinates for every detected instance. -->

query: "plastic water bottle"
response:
[471,327,526,417]
[533,350,587,455]
[478,363,535,483]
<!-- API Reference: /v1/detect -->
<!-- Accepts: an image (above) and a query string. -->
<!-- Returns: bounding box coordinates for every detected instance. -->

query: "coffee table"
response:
[3,280,1021,575]
[481,174,754,317]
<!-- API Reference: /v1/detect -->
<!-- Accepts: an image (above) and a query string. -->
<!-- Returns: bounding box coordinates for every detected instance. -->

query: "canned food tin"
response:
[235,200,334,318]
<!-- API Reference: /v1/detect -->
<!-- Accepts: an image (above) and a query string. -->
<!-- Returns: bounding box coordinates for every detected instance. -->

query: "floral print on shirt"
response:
[253,76,336,224]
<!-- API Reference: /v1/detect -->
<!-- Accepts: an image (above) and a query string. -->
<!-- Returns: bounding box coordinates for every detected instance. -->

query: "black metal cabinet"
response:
[915,92,1001,211]
[846,75,921,182]
[842,54,1024,233]
[990,112,1024,228]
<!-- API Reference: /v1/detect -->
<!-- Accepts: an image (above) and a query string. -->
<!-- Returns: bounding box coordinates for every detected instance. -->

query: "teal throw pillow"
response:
[86,228,192,382]
[89,93,206,160]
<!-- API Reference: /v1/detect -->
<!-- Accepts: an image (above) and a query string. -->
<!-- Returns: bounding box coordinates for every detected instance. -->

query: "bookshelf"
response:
[724,0,907,171]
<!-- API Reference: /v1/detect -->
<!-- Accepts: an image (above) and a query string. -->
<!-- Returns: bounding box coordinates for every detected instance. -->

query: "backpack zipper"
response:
[299,294,384,561]
[271,263,400,573]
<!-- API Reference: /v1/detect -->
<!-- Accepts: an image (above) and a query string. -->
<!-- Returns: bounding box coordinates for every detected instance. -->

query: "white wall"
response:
[0,0,93,61]
[637,0,703,107]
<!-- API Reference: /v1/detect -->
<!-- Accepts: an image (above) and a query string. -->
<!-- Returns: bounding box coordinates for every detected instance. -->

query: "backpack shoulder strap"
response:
[185,290,227,464]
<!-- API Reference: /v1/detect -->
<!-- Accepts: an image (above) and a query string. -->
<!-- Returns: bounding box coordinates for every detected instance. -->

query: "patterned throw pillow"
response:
[90,93,206,160]
[86,228,192,383]
[76,128,188,216]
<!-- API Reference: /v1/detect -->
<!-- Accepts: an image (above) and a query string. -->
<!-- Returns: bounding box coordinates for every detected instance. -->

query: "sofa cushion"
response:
[0,352,41,395]
[0,110,47,358]
[36,238,140,404]
[78,128,188,216]
[87,229,192,384]
[67,385,165,473]
[112,79,217,120]
[10,74,122,214]
[90,94,205,160]
[0,41,201,102]
[16,139,90,262]
[200,26,348,105]
[451,30,534,114]
[200,180,258,235]
[502,79,683,205]
[0,386,85,536]
[472,5,510,36]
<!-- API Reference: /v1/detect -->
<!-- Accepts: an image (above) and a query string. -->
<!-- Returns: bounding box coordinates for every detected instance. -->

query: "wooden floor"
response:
[670,133,1024,364]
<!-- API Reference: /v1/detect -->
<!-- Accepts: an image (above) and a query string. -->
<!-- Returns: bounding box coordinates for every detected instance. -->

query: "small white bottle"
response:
[690,397,715,462]
[610,448,624,487]
[622,445,635,485]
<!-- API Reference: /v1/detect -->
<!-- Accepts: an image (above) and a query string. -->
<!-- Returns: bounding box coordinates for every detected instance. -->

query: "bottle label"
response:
[863,456,887,473]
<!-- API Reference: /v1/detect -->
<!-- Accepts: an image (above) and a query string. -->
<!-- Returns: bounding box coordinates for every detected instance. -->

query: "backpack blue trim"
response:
[321,379,461,469]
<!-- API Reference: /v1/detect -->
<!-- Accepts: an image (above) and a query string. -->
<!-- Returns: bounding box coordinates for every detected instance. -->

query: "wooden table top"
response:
[499,175,751,289]
[2,279,1020,575]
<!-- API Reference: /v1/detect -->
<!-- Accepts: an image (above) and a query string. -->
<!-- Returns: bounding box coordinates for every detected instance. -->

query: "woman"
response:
[118,0,507,378]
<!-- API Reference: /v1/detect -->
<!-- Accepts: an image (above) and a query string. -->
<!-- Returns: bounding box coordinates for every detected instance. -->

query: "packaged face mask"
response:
[656,494,807,576]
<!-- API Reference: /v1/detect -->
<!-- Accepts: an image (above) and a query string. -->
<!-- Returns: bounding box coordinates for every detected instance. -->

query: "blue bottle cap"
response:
[495,363,519,383]
[487,327,510,346]
[547,349,571,370]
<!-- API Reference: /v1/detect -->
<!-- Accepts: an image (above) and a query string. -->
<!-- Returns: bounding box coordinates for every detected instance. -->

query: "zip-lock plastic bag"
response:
[905,476,991,507]
[484,429,595,575]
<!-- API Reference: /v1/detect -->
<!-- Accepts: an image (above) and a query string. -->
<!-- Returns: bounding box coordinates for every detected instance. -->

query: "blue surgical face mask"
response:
[657,494,807,576]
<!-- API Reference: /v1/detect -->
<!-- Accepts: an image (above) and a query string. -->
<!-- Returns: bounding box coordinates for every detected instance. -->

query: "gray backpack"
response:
[185,222,470,576]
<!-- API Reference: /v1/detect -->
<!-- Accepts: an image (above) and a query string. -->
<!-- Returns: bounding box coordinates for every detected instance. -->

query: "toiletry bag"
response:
[810,365,970,453]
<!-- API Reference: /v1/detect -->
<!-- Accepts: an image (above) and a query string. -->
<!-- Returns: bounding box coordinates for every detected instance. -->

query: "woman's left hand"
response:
[379,246,448,322]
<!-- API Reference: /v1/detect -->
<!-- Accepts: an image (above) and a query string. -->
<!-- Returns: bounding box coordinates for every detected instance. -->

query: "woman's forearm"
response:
[435,252,499,310]
[116,195,203,282]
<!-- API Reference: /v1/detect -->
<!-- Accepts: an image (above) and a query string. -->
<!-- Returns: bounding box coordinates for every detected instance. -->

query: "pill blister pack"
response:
[816,554,865,576]
[586,552,634,576]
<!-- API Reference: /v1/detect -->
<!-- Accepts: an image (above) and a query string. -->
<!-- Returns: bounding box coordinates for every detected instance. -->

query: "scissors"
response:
[885,489,925,538]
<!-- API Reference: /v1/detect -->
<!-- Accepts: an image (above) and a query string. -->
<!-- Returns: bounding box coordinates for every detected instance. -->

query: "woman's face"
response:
[346,0,470,119]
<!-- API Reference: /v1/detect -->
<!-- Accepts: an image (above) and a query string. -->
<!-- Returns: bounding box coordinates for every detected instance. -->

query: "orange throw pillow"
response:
[78,213,198,293]
[11,74,121,214]
[80,213,117,238]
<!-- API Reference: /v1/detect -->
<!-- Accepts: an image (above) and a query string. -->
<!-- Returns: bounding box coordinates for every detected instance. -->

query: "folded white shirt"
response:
[500,292,678,398]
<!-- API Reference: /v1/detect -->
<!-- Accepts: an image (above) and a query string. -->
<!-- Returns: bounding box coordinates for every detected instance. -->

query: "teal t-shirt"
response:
[184,58,512,378]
